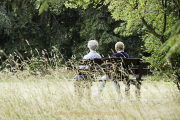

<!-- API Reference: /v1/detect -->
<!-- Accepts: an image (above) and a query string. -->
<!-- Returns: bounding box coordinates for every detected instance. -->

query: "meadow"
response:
[0,69,179,120]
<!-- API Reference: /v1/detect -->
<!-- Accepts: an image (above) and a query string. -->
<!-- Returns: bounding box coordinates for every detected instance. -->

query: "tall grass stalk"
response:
[0,70,179,120]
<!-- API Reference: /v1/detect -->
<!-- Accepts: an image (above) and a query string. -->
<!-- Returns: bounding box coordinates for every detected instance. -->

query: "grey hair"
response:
[88,40,98,50]
[115,42,124,51]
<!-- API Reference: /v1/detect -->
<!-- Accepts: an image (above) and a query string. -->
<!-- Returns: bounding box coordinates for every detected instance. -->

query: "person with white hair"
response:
[83,40,101,59]
[93,41,129,100]
[73,40,101,80]
[73,40,101,99]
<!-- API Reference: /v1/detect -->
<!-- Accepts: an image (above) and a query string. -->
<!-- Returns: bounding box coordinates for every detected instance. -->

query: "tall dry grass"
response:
[0,69,179,120]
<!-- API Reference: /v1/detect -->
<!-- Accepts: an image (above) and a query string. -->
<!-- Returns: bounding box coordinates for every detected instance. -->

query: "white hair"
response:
[88,40,98,50]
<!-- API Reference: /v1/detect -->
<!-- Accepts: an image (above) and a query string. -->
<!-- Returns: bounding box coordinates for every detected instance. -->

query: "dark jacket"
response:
[111,51,129,58]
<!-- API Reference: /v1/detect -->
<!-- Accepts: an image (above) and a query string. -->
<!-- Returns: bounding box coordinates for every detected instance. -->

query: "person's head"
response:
[88,40,99,51]
[115,42,124,52]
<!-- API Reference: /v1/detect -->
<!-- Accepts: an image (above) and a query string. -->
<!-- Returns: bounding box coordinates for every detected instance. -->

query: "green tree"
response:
[106,0,180,89]
[0,0,74,58]
[41,0,180,89]
[64,0,145,58]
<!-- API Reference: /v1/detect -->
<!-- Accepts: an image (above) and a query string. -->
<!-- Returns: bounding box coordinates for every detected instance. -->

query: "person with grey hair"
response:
[83,40,101,59]
[93,41,129,100]
[73,40,101,99]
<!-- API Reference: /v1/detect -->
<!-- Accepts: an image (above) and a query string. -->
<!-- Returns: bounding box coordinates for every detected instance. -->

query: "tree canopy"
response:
[39,0,180,88]
[0,0,179,88]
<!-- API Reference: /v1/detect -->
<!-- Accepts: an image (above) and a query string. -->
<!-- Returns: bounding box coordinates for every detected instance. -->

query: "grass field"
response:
[0,69,179,120]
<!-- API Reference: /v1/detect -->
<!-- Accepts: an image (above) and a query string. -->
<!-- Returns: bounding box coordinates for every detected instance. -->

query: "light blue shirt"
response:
[83,51,101,59]
[74,51,101,80]
[78,51,101,69]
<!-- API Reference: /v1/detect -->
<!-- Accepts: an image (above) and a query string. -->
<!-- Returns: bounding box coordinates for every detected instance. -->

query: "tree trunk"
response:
[39,11,48,50]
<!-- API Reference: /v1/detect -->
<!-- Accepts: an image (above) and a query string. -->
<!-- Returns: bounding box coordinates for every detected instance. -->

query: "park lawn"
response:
[0,69,179,120]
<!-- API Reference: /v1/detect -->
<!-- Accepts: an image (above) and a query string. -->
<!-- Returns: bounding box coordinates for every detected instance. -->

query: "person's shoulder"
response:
[92,51,101,58]
[83,52,101,59]
[112,53,119,55]
[111,52,129,58]
[122,52,129,58]
[111,53,119,58]
[96,52,101,58]
[83,52,90,59]
[83,55,88,59]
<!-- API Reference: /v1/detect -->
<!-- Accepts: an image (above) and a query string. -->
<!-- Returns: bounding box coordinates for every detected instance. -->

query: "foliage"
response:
[0,0,75,61]
[71,5,121,58]
[28,57,46,74]
[0,0,145,62]
[0,6,12,35]
[66,1,144,58]
[160,20,180,87]
[0,0,42,58]
[51,0,180,89]
[105,0,180,85]
[161,20,180,59]
[2,0,179,84]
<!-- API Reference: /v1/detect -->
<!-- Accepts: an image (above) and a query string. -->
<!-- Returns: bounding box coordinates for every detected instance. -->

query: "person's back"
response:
[111,42,129,58]
[111,51,129,58]
[73,40,101,99]
[93,41,129,100]
[78,40,101,70]
[83,51,101,60]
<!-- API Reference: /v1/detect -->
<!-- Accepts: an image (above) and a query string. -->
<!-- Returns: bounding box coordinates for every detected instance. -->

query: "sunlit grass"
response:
[0,69,179,120]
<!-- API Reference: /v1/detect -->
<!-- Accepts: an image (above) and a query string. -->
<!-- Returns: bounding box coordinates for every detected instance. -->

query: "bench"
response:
[68,57,152,99]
